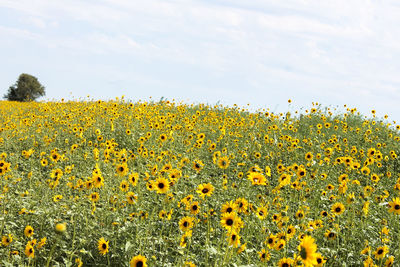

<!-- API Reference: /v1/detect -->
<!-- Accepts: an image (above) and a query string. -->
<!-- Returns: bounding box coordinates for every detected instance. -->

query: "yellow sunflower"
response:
[248,172,266,185]
[331,202,345,216]
[388,197,400,215]
[1,234,12,246]
[217,156,230,169]
[154,177,170,194]
[97,237,109,255]
[196,183,214,198]
[24,225,34,238]
[278,257,294,267]
[373,246,388,260]
[25,244,35,258]
[130,255,148,267]
[298,235,318,266]
[179,216,195,232]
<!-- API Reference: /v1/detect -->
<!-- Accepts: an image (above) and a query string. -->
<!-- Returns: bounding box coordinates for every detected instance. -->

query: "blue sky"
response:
[1,0,400,122]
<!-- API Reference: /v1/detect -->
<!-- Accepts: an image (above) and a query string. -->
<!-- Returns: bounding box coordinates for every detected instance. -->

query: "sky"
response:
[1,0,400,122]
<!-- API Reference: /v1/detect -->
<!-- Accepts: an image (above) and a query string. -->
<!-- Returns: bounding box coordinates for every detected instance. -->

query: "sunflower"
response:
[196,183,214,198]
[154,177,170,194]
[266,233,276,249]
[179,216,195,232]
[1,234,12,246]
[89,192,100,202]
[217,156,230,169]
[226,231,241,247]
[116,163,129,176]
[298,235,318,266]
[129,172,139,186]
[40,158,48,167]
[331,202,345,216]
[25,244,35,258]
[385,256,394,267]
[256,206,268,220]
[126,192,137,204]
[295,210,305,220]
[193,160,204,172]
[189,201,200,215]
[235,198,249,213]
[258,248,270,262]
[278,173,291,187]
[373,246,389,260]
[286,225,296,239]
[305,152,313,161]
[309,253,323,266]
[130,255,148,267]
[98,237,109,255]
[221,201,238,214]
[248,172,267,185]
[278,257,294,267]
[120,180,129,192]
[297,168,306,178]
[93,174,104,188]
[24,225,34,238]
[324,229,336,240]
[220,212,241,231]
[388,197,400,215]
[274,239,286,251]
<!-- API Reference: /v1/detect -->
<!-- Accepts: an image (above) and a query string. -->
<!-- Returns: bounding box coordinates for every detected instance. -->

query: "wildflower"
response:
[331,202,345,216]
[388,197,400,215]
[258,248,270,262]
[98,237,109,255]
[373,246,388,260]
[196,183,214,198]
[154,177,169,194]
[24,225,34,238]
[25,244,35,258]
[298,235,318,266]
[217,156,230,169]
[130,255,147,267]
[179,216,195,232]
[1,234,12,246]
[248,172,267,185]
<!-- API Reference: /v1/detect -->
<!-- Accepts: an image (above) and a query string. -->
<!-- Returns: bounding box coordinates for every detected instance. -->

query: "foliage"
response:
[0,99,399,266]
[3,73,45,102]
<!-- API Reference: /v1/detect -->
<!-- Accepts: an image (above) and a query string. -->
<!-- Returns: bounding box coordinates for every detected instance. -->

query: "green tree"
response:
[4,73,45,102]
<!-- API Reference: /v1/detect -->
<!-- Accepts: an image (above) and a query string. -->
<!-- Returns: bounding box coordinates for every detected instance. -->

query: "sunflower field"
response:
[0,99,399,266]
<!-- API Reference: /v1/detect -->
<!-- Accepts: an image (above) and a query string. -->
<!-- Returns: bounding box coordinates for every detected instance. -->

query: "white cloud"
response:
[1,0,400,120]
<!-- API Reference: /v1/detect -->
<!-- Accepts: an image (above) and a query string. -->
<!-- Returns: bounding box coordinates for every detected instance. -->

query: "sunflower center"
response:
[282,264,289,267]
[202,188,209,194]
[183,221,188,227]
[136,261,144,267]
[329,232,335,238]
[158,183,165,189]
[377,249,384,255]
[192,205,198,210]
[268,238,273,244]
[395,204,400,210]
[231,234,236,241]
[102,243,107,249]
[226,219,234,226]
[335,207,341,212]
[227,207,233,213]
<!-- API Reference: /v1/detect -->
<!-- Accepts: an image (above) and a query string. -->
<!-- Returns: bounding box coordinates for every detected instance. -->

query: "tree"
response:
[4,73,45,102]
